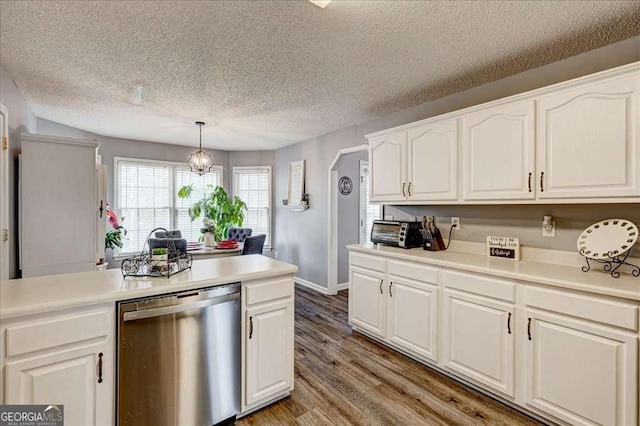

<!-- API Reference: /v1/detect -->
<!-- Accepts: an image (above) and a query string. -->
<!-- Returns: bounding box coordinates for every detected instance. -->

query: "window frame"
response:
[232,166,272,250]
[113,156,224,256]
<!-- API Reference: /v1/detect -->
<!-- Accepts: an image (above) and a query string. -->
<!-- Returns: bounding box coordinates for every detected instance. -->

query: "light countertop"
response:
[0,255,297,320]
[348,244,640,302]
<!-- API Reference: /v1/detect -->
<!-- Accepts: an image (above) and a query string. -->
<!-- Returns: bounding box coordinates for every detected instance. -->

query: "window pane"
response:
[175,166,221,243]
[233,168,271,247]
[117,160,171,253]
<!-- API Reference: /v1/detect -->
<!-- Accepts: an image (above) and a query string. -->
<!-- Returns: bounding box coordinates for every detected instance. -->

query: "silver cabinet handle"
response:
[540,172,544,192]
[249,316,254,339]
[528,173,532,193]
[407,182,412,196]
[528,317,532,340]
[402,182,406,197]
[389,281,393,297]
[507,312,511,334]
[379,279,383,294]
[123,293,239,321]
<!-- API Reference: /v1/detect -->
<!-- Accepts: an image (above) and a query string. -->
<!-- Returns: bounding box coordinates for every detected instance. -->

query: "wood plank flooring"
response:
[237,285,543,426]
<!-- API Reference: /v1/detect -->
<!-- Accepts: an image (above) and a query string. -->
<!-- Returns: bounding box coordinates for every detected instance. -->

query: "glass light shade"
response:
[188,149,213,176]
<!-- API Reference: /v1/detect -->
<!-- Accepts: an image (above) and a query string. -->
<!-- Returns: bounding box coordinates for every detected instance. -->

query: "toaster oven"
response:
[370,220,424,249]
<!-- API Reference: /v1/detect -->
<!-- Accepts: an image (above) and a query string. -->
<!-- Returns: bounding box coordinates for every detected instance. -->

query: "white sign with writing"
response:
[486,236,520,260]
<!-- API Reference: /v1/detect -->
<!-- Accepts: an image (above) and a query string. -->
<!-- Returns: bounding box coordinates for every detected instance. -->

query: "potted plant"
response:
[178,185,247,242]
[201,218,216,247]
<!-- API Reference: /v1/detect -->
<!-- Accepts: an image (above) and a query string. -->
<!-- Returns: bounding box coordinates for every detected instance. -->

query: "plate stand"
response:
[580,249,640,279]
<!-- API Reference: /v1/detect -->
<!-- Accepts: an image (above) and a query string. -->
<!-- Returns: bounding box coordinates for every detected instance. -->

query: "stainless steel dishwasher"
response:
[117,283,240,426]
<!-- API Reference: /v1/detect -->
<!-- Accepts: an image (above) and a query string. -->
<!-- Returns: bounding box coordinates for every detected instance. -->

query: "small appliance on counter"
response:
[370,220,424,248]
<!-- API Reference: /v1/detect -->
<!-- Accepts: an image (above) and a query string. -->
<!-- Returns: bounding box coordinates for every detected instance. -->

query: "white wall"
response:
[273,36,640,288]
[1,63,37,278]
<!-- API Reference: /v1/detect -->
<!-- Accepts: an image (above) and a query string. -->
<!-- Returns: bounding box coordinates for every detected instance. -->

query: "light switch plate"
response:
[543,221,556,238]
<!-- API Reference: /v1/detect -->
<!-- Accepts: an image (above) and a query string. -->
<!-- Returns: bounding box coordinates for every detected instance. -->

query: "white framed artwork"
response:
[288,160,305,206]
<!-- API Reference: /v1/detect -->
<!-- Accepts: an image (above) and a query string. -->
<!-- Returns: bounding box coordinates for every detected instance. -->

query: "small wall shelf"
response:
[284,204,309,212]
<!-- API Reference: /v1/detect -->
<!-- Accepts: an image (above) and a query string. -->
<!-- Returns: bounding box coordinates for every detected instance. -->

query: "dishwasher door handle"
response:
[123,292,240,321]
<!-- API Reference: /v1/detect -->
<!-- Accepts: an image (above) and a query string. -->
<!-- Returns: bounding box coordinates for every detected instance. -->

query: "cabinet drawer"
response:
[441,270,515,302]
[349,252,386,273]
[244,276,294,307]
[5,309,110,358]
[388,260,438,284]
[524,286,639,331]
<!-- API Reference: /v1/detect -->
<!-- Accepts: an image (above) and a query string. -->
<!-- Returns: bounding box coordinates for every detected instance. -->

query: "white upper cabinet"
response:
[369,131,407,202]
[462,100,536,200]
[537,72,640,199]
[407,118,458,201]
[366,62,639,204]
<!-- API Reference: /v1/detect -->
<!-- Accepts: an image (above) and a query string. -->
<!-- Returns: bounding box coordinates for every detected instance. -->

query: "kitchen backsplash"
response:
[385,204,640,258]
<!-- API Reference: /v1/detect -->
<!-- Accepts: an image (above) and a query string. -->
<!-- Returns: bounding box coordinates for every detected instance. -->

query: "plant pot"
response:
[204,232,215,247]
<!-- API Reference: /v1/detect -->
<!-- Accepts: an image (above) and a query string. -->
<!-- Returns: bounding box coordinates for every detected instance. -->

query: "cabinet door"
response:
[348,266,386,338]
[524,310,637,426]
[245,300,294,407]
[441,288,515,398]
[5,341,110,426]
[537,72,640,199]
[407,118,458,201]
[462,100,536,200]
[369,131,407,202]
[387,276,438,362]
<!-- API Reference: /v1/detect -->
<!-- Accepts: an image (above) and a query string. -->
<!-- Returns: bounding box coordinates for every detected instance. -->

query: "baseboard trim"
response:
[294,277,329,295]
[336,282,349,291]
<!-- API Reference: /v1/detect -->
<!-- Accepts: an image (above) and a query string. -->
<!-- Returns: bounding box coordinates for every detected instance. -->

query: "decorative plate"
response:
[577,219,638,259]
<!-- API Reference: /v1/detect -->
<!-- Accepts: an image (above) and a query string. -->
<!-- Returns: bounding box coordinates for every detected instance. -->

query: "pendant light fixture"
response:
[187,121,213,176]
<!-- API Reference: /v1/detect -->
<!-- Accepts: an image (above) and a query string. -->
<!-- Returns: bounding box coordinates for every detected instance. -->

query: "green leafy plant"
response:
[178,184,247,241]
[105,230,124,251]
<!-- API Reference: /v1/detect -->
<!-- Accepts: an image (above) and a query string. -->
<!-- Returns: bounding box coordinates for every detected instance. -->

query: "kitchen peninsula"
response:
[0,255,297,426]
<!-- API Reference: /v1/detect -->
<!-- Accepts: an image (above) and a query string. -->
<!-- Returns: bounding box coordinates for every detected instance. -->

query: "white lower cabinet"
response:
[441,288,515,398]
[5,342,110,426]
[387,276,438,362]
[348,249,640,426]
[242,276,295,412]
[524,309,638,426]
[349,266,386,338]
[1,305,113,426]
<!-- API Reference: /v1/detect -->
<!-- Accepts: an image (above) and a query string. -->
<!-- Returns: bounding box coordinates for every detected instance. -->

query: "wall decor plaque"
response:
[338,176,353,195]
[486,236,520,260]
[287,160,305,206]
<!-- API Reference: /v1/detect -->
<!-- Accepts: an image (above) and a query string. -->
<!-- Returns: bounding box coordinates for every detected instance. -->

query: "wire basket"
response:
[121,227,193,278]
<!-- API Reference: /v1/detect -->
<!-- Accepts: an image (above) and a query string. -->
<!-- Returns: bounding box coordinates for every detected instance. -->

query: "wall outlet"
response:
[451,217,461,230]
[274,250,279,259]
[543,221,556,238]
[410,216,419,222]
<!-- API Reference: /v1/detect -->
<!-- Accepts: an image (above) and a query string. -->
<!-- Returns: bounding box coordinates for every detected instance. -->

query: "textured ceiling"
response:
[1,1,639,151]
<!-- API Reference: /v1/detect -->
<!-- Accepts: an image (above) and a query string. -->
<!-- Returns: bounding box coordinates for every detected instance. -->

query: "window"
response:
[115,158,222,254]
[359,161,382,244]
[233,167,271,248]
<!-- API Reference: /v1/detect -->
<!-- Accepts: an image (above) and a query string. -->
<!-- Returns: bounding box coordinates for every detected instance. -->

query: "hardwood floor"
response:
[237,285,543,426]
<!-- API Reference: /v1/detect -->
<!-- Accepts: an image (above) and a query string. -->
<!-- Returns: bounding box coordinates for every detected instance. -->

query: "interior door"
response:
[0,106,8,280]
[407,118,458,201]
[368,131,407,202]
[524,310,637,426]
[537,72,640,199]
[462,100,536,200]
